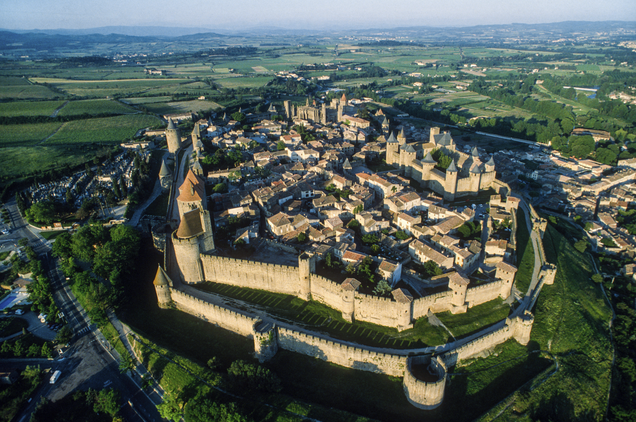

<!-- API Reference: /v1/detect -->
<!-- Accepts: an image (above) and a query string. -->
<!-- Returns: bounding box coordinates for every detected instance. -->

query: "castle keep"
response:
[385,128,496,201]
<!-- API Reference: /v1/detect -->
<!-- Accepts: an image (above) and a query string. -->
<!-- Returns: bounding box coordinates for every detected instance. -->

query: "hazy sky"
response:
[1,0,634,30]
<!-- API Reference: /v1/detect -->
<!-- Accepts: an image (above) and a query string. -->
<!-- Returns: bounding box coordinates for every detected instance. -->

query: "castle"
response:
[385,127,496,201]
[154,115,557,411]
[154,255,546,410]
[284,93,356,125]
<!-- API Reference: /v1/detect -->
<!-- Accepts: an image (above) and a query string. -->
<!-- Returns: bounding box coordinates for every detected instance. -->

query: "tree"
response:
[395,230,409,240]
[573,238,589,253]
[25,200,55,225]
[55,326,73,345]
[213,183,227,193]
[52,232,73,259]
[371,244,380,254]
[27,343,40,357]
[13,339,24,356]
[94,388,121,417]
[227,360,282,393]
[40,342,52,358]
[158,393,185,422]
[276,141,286,151]
[353,204,363,214]
[591,273,603,284]
[373,279,392,296]
[297,232,307,242]
[207,356,221,371]
[361,234,379,244]
[231,112,246,122]
[185,398,250,422]
[423,261,443,277]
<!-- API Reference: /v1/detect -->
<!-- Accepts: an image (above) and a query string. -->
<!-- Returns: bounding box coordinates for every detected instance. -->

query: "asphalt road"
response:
[2,197,163,422]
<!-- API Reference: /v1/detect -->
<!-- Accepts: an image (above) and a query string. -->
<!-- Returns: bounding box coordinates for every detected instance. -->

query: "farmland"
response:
[56,99,138,116]
[0,122,63,147]
[45,114,163,145]
[0,100,65,117]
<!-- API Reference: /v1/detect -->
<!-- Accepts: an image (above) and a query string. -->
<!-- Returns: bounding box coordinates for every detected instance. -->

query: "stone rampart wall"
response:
[310,275,347,313]
[465,280,504,307]
[170,288,259,337]
[277,327,407,377]
[354,292,404,327]
[412,291,453,319]
[200,255,302,296]
[443,320,514,367]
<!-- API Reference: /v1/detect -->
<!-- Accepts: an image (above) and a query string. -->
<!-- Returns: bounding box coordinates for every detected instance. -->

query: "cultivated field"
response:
[0,122,63,147]
[56,99,138,116]
[0,100,65,117]
[45,114,163,145]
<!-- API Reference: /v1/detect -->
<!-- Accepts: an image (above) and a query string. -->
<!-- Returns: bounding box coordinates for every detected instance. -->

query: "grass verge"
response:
[515,207,534,295]
[477,222,613,421]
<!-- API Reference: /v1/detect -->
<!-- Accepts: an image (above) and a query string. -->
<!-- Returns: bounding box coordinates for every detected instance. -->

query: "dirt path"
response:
[50,100,69,118]
[39,122,66,145]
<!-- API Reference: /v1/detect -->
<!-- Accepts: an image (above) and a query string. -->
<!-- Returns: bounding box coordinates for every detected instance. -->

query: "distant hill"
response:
[1,21,635,59]
[1,26,220,38]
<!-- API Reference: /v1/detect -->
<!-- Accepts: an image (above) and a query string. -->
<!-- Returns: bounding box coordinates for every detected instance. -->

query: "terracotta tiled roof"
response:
[177,169,205,203]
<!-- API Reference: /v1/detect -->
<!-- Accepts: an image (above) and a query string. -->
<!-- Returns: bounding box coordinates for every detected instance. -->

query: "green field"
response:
[0,145,104,179]
[212,75,273,89]
[56,99,138,116]
[0,84,60,100]
[142,99,223,115]
[437,298,511,339]
[46,114,163,145]
[0,122,63,147]
[30,77,191,98]
[478,222,613,421]
[0,100,65,117]
[514,207,535,295]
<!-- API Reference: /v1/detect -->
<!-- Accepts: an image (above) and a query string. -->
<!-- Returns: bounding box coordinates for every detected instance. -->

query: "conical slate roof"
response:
[381,115,389,126]
[486,156,495,167]
[403,144,416,153]
[343,158,352,169]
[447,159,458,172]
[167,119,176,130]
[398,127,406,138]
[470,164,482,174]
[471,146,480,157]
[176,208,204,238]
[153,266,170,286]
[387,131,398,143]
[423,151,436,164]
[159,159,172,177]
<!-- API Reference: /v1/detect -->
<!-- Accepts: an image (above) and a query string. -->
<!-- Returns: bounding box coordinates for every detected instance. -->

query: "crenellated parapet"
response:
[152,263,537,411]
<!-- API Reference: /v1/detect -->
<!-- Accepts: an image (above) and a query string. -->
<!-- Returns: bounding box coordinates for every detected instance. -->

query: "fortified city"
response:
[0,14,634,422]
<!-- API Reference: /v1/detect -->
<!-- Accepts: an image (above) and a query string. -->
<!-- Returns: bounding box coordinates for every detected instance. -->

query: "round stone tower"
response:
[253,321,278,363]
[165,119,181,154]
[153,266,173,309]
